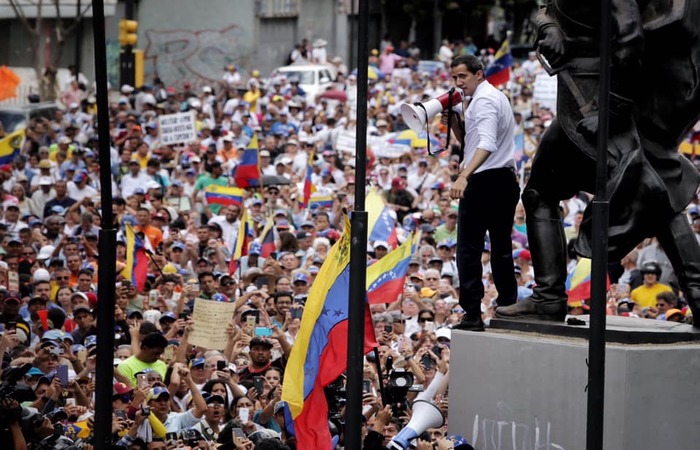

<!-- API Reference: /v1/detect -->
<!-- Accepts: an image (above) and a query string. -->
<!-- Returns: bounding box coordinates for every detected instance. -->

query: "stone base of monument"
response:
[448,315,700,450]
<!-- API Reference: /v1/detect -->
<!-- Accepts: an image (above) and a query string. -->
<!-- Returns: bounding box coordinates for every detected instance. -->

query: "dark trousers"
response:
[457,167,520,319]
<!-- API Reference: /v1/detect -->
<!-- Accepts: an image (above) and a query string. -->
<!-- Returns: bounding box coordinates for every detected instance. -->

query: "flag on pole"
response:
[234,135,261,188]
[229,207,254,275]
[122,224,148,291]
[366,189,399,248]
[258,221,276,258]
[282,216,377,450]
[366,231,420,304]
[484,38,512,86]
[302,152,317,207]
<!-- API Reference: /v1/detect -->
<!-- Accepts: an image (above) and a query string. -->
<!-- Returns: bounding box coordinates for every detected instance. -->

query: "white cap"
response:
[37,245,55,260]
[373,240,389,250]
[121,84,134,94]
[33,268,51,282]
[202,86,213,93]
[436,328,451,340]
[38,176,53,185]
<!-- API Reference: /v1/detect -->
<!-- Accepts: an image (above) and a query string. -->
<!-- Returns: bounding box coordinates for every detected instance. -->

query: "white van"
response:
[269,63,338,103]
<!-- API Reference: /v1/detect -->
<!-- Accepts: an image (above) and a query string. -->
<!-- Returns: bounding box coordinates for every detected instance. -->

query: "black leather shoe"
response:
[453,317,485,332]
[495,297,566,321]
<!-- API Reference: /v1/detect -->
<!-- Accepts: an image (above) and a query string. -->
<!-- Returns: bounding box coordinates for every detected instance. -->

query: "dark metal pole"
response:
[586,0,611,448]
[74,0,82,74]
[91,1,118,449]
[345,0,369,448]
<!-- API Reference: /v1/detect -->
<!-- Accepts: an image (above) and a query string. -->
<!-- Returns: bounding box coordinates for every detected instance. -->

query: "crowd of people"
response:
[0,31,698,450]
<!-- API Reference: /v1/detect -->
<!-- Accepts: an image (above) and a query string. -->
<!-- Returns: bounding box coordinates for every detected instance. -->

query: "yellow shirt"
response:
[630,283,673,309]
[117,355,168,387]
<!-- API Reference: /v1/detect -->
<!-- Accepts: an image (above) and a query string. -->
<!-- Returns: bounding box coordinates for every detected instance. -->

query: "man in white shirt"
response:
[120,160,151,198]
[448,55,519,331]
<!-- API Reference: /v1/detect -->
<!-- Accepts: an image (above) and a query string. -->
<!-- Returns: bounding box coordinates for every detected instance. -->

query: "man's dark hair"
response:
[141,332,168,350]
[273,292,293,304]
[450,54,484,74]
[198,271,215,283]
[78,268,93,278]
[656,291,677,306]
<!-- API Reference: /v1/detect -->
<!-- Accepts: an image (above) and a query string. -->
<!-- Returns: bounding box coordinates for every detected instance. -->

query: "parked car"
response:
[268,63,338,103]
[0,102,58,133]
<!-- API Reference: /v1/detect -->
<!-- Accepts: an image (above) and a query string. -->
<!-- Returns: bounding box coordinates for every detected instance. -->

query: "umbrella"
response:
[351,66,383,80]
[261,175,291,186]
[318,89,348,102]
[390,129,441,149]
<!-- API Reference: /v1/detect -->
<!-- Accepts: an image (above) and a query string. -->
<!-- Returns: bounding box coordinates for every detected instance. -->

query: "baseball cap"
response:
[190,357,205,368]
[249,242,262,255]
[293,273,308,284]
[373,241,389,250]
[146,386,170,402]
[159,311,177,322]
[113,382,133,395]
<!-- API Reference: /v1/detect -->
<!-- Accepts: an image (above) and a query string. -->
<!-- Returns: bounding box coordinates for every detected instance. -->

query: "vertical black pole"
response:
[74,0,82,74]
[345,0,369,448]
[119,0,135,87]
[91,1,118,449]
[586,0,611,449]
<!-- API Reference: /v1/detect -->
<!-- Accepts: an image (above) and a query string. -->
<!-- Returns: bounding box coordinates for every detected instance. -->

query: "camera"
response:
[140,405,151,416]
[0,363,36,404]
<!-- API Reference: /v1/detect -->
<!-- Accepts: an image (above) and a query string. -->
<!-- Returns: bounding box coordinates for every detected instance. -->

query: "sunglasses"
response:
[221,282,235,287]
[418,317,433,322]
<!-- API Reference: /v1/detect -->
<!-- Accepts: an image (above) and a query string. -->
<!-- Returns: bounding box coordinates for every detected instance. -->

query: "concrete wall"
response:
[135,0,256,89]
[449,330,700,450]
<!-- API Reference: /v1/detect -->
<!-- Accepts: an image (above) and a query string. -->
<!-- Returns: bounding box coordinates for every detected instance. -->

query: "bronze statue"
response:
[495,0,700,325]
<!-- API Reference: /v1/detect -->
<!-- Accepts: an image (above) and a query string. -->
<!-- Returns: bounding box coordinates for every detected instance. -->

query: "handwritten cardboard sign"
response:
[188,298,236,350]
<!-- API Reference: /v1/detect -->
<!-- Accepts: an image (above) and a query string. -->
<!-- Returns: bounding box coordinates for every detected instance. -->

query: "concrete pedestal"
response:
[448,316,700,450]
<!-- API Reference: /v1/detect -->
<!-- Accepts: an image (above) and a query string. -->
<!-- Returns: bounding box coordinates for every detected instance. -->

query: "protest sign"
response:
[188,298,236,350]
[158,111,197,146]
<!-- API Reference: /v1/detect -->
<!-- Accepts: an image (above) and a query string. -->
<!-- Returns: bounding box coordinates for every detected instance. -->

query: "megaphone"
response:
[387,400,445,450]
[400,90,463,133]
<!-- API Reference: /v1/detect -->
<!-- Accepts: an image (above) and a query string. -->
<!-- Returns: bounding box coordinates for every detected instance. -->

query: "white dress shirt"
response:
[462,81,516,173]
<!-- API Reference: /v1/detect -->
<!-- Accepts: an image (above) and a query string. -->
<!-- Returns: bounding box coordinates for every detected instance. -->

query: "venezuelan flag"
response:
[0,129,24,165]
[258,221,276,257]
[282,216,377,449]
[234,135,261,188]
[366,188,398,248]
[308,194,334,211]
[302,152,317,207]
[122,224,148,291]
[565,258,610,303]
[229,206,254,275]
[485,38,512,86]
[204,185,244,208]
[366,231,420,304]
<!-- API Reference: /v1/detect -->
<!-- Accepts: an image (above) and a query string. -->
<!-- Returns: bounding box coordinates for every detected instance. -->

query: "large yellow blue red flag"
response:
[282,216,377,449]
[121,224,148,291]
[366,188,398,248]
[366,231,420,304]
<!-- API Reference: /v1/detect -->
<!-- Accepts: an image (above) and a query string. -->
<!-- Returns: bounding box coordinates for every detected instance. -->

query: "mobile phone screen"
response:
[362,379,371,394]
[232,428,246,439]
[137,374,148,390]
[253,376,264,395]
[57,365,69,386]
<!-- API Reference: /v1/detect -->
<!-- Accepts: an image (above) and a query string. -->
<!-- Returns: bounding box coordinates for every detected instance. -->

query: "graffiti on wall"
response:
[143,25,251,89]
